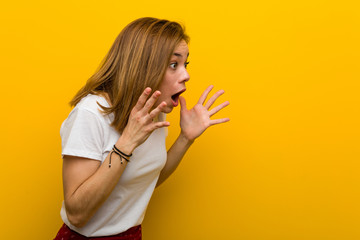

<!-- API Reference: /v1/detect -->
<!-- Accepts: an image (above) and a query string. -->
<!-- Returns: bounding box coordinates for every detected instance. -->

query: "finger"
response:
[198,85,214,105]
[149,101,167,119]
[143,90,161,113]
[204,89,225,110]
[179,96,187,112]
[209,118,230,126]
[150,120,171,131]
[133,87,152,111]
[208,101,230,117]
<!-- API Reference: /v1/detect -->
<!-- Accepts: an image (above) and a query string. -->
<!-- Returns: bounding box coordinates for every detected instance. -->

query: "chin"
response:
[162,105,174,114]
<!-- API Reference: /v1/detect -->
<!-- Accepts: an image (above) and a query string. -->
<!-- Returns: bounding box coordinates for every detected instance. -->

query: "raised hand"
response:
[120,88,170,151]
[179,85,230,141]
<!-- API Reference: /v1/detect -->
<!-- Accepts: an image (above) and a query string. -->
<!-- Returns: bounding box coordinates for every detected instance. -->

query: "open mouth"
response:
[171,89,186,107]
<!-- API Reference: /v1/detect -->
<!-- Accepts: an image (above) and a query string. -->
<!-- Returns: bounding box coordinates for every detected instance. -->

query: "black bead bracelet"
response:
[109,145,132,168]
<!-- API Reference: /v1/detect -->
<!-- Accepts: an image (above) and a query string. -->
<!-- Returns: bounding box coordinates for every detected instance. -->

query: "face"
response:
[156,40,190,113]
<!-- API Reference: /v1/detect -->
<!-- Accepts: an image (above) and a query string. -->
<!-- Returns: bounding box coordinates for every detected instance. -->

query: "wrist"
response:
[179,131,195,146]
[115,136,136,155]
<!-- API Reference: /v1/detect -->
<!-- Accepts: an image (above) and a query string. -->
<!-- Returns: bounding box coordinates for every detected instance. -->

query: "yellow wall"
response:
[1,0,359,239]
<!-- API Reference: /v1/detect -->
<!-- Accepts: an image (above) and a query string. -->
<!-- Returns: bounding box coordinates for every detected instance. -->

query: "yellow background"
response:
[1,0,359,239]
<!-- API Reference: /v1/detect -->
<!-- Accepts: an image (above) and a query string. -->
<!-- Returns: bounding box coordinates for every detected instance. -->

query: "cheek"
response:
[154,93,169,107]
[158,83,171,98]
[160,71,176,90]
[158,72,176,100]
[158,93,171,105]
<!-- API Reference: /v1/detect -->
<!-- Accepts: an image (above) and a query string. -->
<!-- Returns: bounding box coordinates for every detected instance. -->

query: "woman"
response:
[54,17,229,240]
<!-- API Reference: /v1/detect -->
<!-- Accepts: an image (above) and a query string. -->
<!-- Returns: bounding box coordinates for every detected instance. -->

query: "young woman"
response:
[54,17,229,240]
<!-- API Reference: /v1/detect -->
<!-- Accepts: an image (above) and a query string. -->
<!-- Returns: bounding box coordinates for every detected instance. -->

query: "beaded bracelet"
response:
[109,145,132,168]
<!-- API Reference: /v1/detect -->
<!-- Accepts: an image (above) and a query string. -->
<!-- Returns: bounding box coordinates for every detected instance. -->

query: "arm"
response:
[156,85,230,187]
[63,137,133,228]
[63,88,169,228]
[156,132,193,186]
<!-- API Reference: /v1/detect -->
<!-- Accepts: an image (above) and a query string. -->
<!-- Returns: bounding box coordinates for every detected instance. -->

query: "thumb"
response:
[179,96,187,111]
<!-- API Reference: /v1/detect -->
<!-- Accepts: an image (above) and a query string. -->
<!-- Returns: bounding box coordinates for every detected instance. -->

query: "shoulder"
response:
[61,94,111,132]
[75,94,110,116]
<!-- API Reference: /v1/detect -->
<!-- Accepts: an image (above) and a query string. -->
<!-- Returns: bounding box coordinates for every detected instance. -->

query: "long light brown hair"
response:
[70,17,189,133]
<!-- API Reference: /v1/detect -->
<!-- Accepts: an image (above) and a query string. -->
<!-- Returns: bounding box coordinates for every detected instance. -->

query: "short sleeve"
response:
[60,107,104,161]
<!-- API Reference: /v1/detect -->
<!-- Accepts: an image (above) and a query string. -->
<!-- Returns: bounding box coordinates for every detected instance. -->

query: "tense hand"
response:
[179,85,230,142]
[119,88,170,152]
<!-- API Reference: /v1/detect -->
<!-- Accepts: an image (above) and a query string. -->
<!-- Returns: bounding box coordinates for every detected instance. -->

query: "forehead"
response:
[172,40,189,58]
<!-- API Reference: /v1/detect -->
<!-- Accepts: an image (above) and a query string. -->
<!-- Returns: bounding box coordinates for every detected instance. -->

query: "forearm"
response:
[156,132,193,187]
[64,139,135,228]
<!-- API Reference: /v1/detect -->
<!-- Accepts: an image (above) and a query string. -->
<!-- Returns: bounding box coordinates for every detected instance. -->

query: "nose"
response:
[181,68,190,83]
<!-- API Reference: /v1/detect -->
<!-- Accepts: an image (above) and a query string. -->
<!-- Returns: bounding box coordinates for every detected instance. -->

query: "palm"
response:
[179,85,230,141]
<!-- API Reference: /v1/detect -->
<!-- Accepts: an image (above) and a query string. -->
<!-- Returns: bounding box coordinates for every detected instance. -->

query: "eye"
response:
[169,62,177,69]
[184,61,190,69]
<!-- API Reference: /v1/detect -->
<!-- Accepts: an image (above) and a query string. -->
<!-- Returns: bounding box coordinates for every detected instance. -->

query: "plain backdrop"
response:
[1,0,359,239]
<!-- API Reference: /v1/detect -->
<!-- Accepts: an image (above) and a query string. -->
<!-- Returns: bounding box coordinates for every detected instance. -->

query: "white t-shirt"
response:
[59,94,167,237]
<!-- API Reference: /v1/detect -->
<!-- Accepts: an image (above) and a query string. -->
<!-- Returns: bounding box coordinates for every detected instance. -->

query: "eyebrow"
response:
[173,52,190,58]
